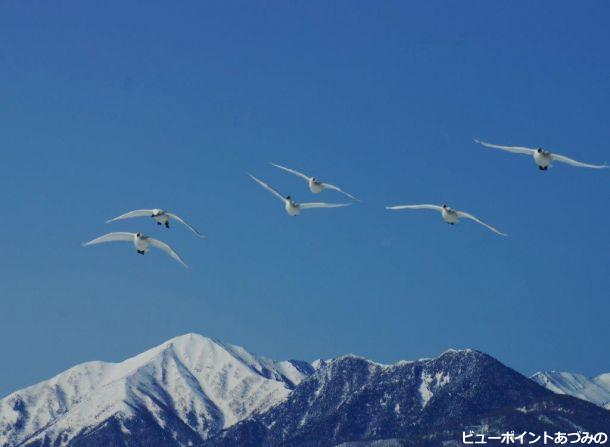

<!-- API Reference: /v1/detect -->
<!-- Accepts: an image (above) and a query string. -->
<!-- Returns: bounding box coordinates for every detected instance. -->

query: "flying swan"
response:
[385,204,507,236]
[106,209,204,237]
[474,139,608,171]
[82,232,188,267]
[270,163,360,201]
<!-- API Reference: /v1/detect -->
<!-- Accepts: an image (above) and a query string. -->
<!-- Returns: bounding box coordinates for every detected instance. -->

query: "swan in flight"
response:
[270,163,360,201]
[474,139,608,171]
[106,209,204,237]
[82,232,188,267]
[249,174,351,216]
[386,204,507,236]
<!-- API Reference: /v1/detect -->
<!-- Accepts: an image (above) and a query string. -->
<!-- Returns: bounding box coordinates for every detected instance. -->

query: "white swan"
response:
[270,163,360,201]
[386,204,506,236]
[475,139,608,171]
[82,232,188,267]
[106,209,204,237]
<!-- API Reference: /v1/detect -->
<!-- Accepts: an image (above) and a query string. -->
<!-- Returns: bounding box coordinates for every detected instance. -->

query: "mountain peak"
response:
[0,333,312,447]
[439,347,477,356]
[166,331,215,345]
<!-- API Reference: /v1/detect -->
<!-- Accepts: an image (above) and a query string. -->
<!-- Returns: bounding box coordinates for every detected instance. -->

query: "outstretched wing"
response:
[82,232,134,246]
[249,174,286,202]
[474,139,535,155]
[457,211,507,236]
[551,153,608,169]
[385,204,443,212]
[321,183,361,202]
[149,238,188,268]
[167,213,205,238]
[106,209,155,223]
[299,202,351,209]
[269,163,311,181]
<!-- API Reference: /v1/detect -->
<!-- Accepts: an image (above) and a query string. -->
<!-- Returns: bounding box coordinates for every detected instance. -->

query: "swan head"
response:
[136,232,142,238]
[442,204,448,209]
[536,148,542,153]
[152,208,163,216]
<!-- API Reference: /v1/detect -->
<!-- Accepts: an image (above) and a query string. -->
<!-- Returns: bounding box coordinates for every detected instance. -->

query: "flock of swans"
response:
[82,139,607,267]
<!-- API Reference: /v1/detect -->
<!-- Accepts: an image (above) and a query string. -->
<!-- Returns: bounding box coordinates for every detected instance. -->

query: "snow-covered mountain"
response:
[0,333,313,447]
[2,334,609,447]
[531,371,610,409]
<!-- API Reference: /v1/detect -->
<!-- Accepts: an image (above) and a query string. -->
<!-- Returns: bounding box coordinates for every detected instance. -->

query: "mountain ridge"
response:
[1,334,608,447]
[210,349,610,447]
[531,370,610,410]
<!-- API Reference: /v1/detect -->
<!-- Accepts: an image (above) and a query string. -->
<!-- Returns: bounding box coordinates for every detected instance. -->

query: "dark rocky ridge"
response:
[209,350,610,447]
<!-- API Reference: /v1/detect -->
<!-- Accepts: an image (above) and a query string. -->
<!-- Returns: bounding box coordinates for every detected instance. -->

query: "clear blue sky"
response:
[1,1,609,397]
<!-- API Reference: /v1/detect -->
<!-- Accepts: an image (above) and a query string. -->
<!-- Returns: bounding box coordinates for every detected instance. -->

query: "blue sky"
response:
[1,1,609,397]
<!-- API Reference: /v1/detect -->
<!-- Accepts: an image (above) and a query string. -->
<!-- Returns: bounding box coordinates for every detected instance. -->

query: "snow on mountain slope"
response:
[531,371,610,409]
[0,333,313,447]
